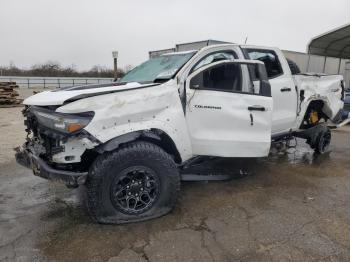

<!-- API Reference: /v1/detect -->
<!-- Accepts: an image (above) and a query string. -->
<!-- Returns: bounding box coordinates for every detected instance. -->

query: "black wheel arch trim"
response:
[94,129,182,163]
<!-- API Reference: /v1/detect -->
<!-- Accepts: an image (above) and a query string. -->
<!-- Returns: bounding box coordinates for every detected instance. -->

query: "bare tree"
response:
[0,61,125,78]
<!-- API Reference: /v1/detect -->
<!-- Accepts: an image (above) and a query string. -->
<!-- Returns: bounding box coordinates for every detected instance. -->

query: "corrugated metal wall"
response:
[149,48,176,59]
[345,62,350,88]
[176,40,229,52]
[283,50,350,87]
[149,40,229,58]
[282,50,349,75]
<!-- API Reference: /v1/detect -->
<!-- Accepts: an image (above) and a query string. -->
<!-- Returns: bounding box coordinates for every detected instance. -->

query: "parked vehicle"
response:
[16,44,347,223]
[343,92,350,118]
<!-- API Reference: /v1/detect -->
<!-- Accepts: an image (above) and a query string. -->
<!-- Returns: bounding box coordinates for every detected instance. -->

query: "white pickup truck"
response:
[16,44,346,224]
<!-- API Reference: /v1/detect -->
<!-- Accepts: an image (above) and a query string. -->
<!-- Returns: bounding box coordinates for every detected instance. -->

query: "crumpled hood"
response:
[23,82,158,106]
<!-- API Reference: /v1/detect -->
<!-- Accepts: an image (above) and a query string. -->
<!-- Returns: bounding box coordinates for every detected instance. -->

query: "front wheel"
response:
[86,141,180,224]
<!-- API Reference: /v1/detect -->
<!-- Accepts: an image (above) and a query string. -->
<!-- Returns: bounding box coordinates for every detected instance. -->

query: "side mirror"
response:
[246,62,271,97]
[254,65,260,79]
[260,80,271,97]
[256,63,271,97]
[190,73,202,89]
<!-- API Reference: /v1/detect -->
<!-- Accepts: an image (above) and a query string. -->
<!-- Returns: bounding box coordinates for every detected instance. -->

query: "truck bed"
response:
[293,73,344,122]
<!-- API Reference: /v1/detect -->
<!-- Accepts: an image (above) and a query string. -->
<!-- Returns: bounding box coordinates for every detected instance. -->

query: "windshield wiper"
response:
[153,78,171,84]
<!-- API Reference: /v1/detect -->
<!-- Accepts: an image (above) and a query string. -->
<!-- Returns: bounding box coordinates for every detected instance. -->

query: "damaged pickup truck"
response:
[16,44,347,224]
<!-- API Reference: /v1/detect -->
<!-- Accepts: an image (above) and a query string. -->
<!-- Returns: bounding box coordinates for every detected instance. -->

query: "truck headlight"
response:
[33,110,94,134]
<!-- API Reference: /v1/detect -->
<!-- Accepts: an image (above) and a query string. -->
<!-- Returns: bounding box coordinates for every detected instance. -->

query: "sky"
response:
[1,0,349,71]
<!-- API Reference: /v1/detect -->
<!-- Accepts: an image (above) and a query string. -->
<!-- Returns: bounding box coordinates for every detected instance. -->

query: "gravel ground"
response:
[0,107,350,262]
[0,88,50,164]
[0,108,26,164]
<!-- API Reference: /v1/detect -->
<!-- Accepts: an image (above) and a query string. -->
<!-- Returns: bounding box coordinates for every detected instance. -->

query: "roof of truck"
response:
[308,23,350,59]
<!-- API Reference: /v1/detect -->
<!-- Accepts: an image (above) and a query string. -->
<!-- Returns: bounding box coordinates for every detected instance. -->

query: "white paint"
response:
[185,61,272,157]
[293,73,344,129]
[52,137,98,163]
[23,82,156,106]
[56,80,194,162]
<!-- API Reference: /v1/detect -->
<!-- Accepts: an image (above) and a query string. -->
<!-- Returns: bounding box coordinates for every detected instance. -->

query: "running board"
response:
[181,169,249,181]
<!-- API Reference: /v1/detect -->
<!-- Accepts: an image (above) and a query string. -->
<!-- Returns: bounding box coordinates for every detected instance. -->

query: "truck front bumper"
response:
[15,147,87,187]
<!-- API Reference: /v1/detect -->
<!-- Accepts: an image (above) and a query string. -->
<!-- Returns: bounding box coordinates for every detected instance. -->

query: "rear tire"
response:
[314,127,331,154]
[86,141,180,224]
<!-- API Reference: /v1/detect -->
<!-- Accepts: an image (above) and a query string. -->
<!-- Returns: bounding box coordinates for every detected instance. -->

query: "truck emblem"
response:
[194,105,221,110]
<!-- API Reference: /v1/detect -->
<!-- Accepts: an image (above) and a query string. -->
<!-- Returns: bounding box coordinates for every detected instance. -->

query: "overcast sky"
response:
[1,0,349,71]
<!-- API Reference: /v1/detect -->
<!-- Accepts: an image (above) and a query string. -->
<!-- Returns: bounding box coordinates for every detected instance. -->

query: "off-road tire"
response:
[314,127,331,154]
[86,141,180,224]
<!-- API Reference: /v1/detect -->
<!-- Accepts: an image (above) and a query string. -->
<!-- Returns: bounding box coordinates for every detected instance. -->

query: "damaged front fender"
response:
[95,130,161,153]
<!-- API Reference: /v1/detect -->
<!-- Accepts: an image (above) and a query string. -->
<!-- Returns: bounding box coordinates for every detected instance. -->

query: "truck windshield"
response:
[120,52,196,84]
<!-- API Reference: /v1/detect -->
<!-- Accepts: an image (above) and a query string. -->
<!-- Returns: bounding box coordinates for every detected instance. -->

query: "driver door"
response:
[185,61,273,157]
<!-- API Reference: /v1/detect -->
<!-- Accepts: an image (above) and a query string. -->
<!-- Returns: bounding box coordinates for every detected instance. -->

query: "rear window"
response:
[244,49,283,79]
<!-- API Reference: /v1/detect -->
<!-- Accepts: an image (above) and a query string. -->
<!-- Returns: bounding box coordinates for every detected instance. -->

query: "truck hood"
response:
[23,82,159,106]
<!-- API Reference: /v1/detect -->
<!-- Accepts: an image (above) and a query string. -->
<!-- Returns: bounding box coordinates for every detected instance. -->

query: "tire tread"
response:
[86,141,180,224]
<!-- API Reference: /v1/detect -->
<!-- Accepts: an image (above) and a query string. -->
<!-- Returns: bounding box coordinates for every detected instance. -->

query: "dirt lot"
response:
[1,107,350,262]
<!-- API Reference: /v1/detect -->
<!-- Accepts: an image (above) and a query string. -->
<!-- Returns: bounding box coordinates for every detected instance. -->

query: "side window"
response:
[191,52,237,73]
[190,63,242,92]
[245,49,283,78]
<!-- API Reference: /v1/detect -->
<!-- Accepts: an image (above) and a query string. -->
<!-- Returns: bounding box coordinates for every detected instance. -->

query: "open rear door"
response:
[185,60,273,157]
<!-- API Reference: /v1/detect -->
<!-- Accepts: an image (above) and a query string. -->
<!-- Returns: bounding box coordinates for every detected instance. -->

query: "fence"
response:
[0,76,114,89]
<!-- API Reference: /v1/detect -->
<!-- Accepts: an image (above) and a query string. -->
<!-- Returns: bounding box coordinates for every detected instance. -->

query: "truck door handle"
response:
[248,105,266,111]
[280,87,291,92]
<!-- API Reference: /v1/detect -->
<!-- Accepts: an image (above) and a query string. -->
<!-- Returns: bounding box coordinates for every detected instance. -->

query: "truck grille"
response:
[23,106,64,160]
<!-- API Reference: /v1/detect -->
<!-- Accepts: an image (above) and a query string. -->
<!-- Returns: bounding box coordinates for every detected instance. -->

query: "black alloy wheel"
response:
[110,166,160,215]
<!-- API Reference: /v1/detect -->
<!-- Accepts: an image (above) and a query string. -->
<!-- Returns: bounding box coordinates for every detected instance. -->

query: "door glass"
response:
[192,52,236,72]
[190,64,242,92]
[245,50,283,78]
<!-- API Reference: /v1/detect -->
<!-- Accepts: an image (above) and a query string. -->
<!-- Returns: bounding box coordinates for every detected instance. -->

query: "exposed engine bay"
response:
[20,106,99,172]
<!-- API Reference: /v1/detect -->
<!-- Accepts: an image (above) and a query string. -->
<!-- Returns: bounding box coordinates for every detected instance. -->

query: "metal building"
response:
[149,48,176,59]
[284,23,350,86]
[175,39,231,52]
[307,23,350,87]
[148,40,230,58]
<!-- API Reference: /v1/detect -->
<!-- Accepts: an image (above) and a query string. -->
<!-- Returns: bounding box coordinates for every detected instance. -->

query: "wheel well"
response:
[138,129,182,164]
[301,100,328,128]
[93,129,182,164]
